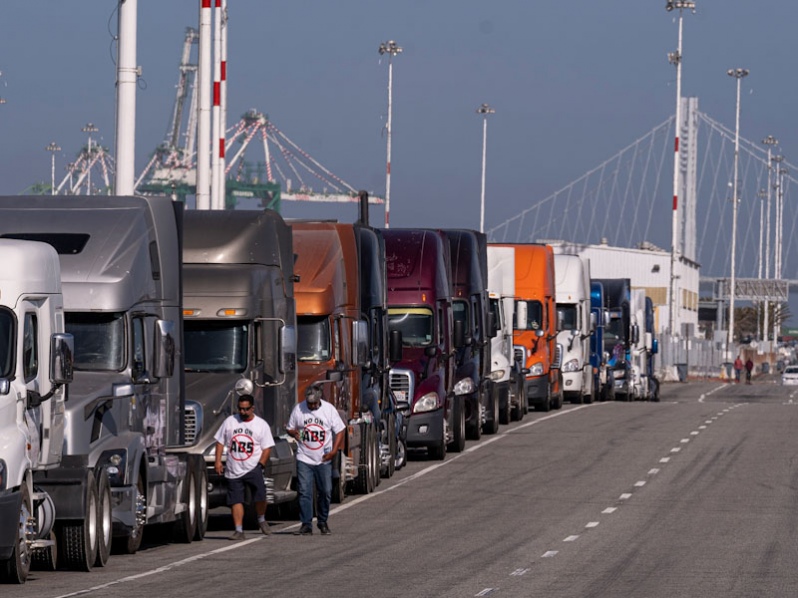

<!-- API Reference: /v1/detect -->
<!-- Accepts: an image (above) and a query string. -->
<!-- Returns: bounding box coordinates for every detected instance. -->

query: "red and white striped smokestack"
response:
[210,0,222,210]
[219,0,228,210]
[196,0,212,209]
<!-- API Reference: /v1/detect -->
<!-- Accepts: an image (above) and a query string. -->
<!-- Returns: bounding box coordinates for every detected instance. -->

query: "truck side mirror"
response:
[453,319,466,349]
[487,312,497,339]
[280,324,297,374]
[590,312,597,333]
[556,311,564,332]
[153,319,176,379]
[352,320,369,367]
[631,323,640,346]
[51,333,74,386]
[389,329,403,363]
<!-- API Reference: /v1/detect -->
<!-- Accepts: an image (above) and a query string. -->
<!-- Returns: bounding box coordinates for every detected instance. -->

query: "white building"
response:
[546,239,699,336]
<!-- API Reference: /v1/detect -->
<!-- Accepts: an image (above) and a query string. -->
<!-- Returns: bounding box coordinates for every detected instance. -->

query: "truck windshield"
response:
[388,307,434,347]
[557,304,578,331]
[515,300,543,331]
[297,316,332,362]
[0,309,12,378]
[604,317,624,351]
[489,298,502,330]
[184,321,248,372]
[66,312,125,371]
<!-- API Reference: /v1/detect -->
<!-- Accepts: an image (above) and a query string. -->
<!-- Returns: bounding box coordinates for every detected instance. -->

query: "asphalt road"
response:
[11,377,798,598]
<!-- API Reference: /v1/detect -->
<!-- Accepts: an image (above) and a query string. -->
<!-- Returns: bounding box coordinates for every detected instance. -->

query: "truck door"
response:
[132,315,164,459]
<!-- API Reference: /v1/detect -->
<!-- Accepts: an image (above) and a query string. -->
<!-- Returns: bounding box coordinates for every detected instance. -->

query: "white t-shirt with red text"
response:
[287,400,346,466]
[214,414,275,479]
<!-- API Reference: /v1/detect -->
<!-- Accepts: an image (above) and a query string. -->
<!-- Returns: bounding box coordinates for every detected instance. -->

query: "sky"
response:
[2,1,798,321]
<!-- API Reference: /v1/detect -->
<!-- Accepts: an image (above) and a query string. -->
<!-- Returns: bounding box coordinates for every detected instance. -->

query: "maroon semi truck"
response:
[383,229,465,460]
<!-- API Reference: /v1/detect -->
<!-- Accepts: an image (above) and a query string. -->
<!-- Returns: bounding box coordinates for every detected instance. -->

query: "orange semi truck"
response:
[500,244,563,412]
[291,221,382,500]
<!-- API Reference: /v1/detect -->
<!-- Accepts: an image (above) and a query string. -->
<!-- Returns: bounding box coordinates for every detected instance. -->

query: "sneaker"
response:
[228,531,246,541]
[259,520,271,536]
[295,524,313,536]
[318,522,331,535]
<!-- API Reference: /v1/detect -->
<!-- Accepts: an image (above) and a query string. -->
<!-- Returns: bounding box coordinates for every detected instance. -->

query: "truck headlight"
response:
[487,369,505,381]
[454,377,476,396]
[528,363,544,377]
[612,368,626,379]
[413,392,440,414]
[562,359,580,373]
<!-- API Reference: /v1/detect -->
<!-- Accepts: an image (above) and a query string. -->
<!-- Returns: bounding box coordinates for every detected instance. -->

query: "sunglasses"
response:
[238,406,253,412]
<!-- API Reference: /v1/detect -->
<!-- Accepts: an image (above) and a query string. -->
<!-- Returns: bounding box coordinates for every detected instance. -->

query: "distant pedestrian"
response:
[287,385,345,536]
[745,358,754,384]
[733,356,743,383]
[214,394,274,540]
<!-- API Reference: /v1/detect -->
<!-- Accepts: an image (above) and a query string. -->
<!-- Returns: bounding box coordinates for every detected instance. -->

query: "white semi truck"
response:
[554,254,594,404]
[0,239,74,583]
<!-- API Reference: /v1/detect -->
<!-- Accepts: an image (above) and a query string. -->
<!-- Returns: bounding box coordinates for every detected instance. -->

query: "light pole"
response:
[476,103,495,233]
[666,0,695,338]
[82,122,99,195]
[45,142,61,196]
[727,67,749,354]
[379,40,402,228]
[761,136,778,342]
[775,164,788,342]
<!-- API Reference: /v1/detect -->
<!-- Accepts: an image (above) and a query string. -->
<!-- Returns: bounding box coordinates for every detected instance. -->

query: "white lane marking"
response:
[542,551,559,558]
[586,521,600,528]
[602,507,617,514]
[705,420,713,424]
[690,431,699,435]
[564,535,579,542]
[680,438,690,443]
[699,384,726,402]
[634,481,646,487]
[699,425,707,429]
[660,457,671,463]
[52,403,602,598]
[510,568,530,576]
[476,588,498,596]
[648,468,660,475]
[670,447,681,453]
[620,493,632,500]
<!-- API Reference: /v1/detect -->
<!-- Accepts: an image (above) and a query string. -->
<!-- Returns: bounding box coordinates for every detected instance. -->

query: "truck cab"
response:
[0,239,73,583]
[597,278,633,401]
[180,209,297,516]
[590,281,614,402]
[383,229,465,460]
[554,254,594,404]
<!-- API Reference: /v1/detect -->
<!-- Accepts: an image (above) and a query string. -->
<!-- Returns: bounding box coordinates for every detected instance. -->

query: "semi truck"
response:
[629,290,660,401]
[179,209,297,520]
[487,245,524,423]
[384,229,466,460]
[597,278,634,401]
[500,244,562,412]
[444,229,497,437]
[554,254,594,404]
[0,240,74,583]
[590,281,614,402]
[0,195,204,573]
[291,220,382,498]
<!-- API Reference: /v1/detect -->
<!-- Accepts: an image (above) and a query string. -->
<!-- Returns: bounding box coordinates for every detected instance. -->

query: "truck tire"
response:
[499,386,511,426]
[380,413,397,479]
[428,435,446,461]
[172,459,197,544]
[449,397,466,453]
[194,460,209,541]
[537,386,551,412]
[354,422,373,495]
[1,483,32,583]
[483,386,500,435]
[370,423,380,489]
[466,394,482,441]
[118,471,146,554]
[331,453,346,504]
[94,469,112,567]
[59,469,98,572]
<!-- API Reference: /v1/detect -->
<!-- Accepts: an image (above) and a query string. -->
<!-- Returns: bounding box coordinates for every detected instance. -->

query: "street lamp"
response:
[727,67,749,354]
[378,40,402,228]
[45,142,61,196]
[666,0,695,338]
[775,164,788,342]
[82,122,99,195]
[476,103,495,234]
[761,136,778,342]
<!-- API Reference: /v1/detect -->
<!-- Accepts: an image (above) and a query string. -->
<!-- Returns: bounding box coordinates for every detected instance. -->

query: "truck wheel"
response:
[118,472,146,554]
[354,423,372,495]
[395,434,408,470]
[60,469,98,571]
[449,398,466,453]
[331,453,346,504]
[467,395,482,441]
[428,436,446,460]
[1,482,32,583]
[366,423,377,493]
[94,469,112,567]
[538,386,551,412]
[380,413,397,479]
[193,459,209,541]
[172,460,197,544]
[483,387,500,435]
[499,387,511,426]
[370,424,381,489]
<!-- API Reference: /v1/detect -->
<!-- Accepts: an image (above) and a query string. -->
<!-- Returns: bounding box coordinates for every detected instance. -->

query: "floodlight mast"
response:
[666,0,695,337]
[761,135,778,340]
[379,40,402,228]
[476,103,495,234]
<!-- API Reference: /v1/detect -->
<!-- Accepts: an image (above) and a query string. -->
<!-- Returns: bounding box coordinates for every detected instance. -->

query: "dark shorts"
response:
[226,465,266,506]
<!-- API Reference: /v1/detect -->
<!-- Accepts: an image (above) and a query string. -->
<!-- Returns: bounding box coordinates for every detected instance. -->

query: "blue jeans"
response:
[296,460,332,526]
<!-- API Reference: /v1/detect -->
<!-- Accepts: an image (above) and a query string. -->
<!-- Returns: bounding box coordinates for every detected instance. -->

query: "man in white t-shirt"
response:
[214,394,275,540]
[287,385,345,536]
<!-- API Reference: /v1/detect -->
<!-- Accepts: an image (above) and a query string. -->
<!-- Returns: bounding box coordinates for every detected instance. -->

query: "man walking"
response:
[287,386,345,536]
[214,394,274,540]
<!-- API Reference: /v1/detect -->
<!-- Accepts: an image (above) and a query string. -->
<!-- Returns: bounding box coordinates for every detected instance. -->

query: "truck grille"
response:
[553,344,563,370]
[513,345,526,365]
[389,369,414,406]
[184,402,201,445]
